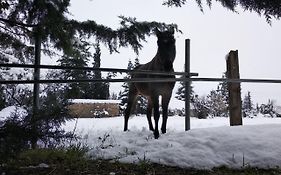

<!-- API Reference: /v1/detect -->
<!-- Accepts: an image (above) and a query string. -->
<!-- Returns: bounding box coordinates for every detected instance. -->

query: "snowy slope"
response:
[63,116,281,169]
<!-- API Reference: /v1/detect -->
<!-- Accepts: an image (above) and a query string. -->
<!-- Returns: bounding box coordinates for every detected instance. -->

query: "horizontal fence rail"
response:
[2,77,281,84]
[3,64,281,84]
[0,63,199,77]
[190,77,281,84]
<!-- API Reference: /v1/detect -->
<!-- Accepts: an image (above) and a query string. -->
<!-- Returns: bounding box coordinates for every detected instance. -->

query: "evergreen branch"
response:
[4,87,22,106]
[0,17,38,28]
[68,17,179,54]
[163,0,281,23]
[0,25,28,37]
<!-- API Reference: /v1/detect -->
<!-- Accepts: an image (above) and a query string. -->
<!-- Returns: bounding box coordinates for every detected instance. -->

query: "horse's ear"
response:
[169,28,175,35]
[155,28,161,37]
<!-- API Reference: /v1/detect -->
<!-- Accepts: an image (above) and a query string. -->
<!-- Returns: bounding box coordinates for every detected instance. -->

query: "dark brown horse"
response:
[124,29,176,139]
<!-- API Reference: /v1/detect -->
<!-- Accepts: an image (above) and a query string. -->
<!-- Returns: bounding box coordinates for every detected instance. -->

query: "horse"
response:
[124,29,176,139]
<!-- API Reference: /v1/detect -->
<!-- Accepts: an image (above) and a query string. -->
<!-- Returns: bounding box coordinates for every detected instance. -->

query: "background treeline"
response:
[174,73,281,119]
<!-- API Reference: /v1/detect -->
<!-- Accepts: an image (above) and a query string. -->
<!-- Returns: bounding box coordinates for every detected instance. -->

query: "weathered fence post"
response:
[185,39,191,131]
[31,27,41,148]
[226,50,242,126]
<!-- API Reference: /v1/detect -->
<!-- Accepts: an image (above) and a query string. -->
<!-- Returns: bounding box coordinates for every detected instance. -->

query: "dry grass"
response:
[1,148,281,175]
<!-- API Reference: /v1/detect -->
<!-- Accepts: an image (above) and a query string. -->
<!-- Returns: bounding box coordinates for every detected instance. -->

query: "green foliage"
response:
[0,86,6,109]
[0,82,74,162]
[163,0,281,23]
[90,43,110,99]
[55,43,109,99]
[3,146,281,175]
[57,53,90,99]
[32,83,74,147]
[17,145,89,169]
[0,117,30,163]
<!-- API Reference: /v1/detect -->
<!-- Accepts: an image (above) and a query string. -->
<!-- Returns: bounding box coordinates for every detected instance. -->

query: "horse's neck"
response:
[150,48,175,69]
[156,46,175,60]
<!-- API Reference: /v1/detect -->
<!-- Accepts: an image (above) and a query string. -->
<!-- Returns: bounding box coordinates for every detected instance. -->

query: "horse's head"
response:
[155,28,176,71]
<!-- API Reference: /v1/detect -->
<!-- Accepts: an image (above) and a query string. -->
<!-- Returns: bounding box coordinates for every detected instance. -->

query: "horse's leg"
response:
[152,95,160,139]
[146,97,154,131]
[161,92,172,134]
[124,85,137,131]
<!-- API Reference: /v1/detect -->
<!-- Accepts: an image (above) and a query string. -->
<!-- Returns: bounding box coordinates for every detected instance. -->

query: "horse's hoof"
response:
[161,128,166,134]
[154,131,160,139]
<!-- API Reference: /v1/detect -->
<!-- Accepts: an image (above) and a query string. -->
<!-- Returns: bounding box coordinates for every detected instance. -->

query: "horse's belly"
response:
[135,82,175,97]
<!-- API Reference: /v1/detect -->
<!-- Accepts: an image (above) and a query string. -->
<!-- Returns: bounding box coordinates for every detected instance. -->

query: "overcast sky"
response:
[66,0,281,106]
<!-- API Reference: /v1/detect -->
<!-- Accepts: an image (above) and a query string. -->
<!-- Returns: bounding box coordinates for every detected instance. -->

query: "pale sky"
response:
[66,0,281,106]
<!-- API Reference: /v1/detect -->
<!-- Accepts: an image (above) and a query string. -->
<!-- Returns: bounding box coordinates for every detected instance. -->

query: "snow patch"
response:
[70,99,121,104]
[0,106,28,126]
[63,116,281,169]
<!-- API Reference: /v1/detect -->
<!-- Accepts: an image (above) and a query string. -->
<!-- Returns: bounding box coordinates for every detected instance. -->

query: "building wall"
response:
[68,100,121,118]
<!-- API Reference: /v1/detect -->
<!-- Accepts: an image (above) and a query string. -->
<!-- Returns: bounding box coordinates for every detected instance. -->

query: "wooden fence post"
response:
[226,50,242,126]
[31,27,41,148]
[185,39,191,131]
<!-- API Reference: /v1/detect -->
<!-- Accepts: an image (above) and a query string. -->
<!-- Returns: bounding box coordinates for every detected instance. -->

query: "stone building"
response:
[68,99,121,118]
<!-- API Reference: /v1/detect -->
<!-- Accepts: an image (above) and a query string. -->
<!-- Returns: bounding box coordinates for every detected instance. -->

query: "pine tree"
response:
[175,65,194,101]
[192,95,209,119]
[57,53,89,99]
[163,0,281,23]
[89,43,109,99]
[260,99,277,117]
[175,79,186,101]
[118,60,134,112]
[218,73,229,104]
[175,78,195,101]
[110,92,118,100]
[206,73,229,117]
[242,91,253,117]
[207,87,228,117]
[133,57,147,114]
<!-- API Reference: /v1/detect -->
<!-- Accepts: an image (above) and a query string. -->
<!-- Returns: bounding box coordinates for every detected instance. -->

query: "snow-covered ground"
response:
[1,106,281,169]
[63,115,281,169]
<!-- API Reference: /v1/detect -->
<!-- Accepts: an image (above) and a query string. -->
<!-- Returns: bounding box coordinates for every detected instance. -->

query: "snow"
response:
[70,99,121,104]
[1,106,281,169]
[63,115,281,169]
[0,106,27,123]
